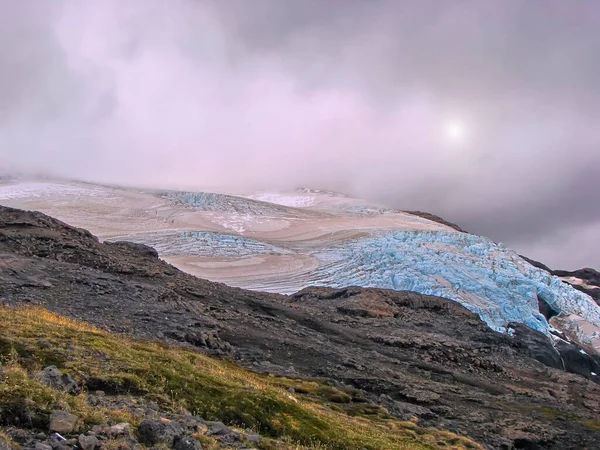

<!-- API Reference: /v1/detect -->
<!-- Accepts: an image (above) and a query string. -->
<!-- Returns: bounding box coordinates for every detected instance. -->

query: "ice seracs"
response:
[311,230,600,341]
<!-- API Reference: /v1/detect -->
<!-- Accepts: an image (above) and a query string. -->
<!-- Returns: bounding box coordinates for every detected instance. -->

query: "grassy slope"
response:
[0,306,481,450]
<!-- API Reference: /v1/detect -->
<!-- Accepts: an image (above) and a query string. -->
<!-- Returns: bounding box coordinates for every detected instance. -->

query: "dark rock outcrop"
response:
[554,340,600,379]
[508,323,563,370]
[404,210,466,232]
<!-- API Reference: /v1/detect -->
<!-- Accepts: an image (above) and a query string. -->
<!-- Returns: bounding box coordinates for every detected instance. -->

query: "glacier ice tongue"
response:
[312,231,600,335]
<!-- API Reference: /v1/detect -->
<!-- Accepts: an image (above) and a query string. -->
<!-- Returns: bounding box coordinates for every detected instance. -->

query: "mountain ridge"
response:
[1,205,600,449]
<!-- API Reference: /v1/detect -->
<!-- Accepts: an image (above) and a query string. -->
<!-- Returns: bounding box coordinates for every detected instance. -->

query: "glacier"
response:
[167,191,301,216]
[311,230,600,335]
[111,230,293,258]
[125,227,600,338]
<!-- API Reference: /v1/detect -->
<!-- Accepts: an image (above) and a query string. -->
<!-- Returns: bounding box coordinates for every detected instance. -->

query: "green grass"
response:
[511,404,600,433]
[578,420,600,431]
[0,306,482,450]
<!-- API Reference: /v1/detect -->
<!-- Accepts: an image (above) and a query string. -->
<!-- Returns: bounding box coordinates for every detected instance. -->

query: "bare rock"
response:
[34,443,52,450]
[106,423,132,439]
[205,422,229,436]
[48,411,78,434]
[243,433,261,445]
[173,436,202,450]
[78,434,98,450]
[138,419,182,445]
[38,366,80,394]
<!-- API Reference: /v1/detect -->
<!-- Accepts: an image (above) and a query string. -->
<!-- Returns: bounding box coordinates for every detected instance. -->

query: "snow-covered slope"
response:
[2,178,599,353]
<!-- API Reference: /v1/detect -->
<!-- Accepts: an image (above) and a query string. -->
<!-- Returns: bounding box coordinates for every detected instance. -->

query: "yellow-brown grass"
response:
[0,306,482,450]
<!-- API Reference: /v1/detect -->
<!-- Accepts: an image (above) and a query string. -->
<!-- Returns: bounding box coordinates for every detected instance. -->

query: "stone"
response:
[173,436,202,450]
[38,339,52,348]
[6,429,30,444]
[138,419,182,445]
[176,415,200,430]
[78,434,98,450]
[206,422,229,436]
[38,366,79,394]
[54,442,72,450]
[243,433,261,444]
[49,411,78,434]
[35,443,52,450]
[194,422,209,435]
[555,340,600,378]
[90,426,104,435]
[106,423,132,439]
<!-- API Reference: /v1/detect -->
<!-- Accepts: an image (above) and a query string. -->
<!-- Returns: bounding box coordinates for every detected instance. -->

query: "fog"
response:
[1,0,599,270]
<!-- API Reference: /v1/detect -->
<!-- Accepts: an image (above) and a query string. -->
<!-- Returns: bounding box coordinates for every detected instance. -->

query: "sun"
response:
[444,120,466,142]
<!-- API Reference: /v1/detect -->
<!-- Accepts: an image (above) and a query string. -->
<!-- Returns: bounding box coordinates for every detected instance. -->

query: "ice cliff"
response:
[312,230,600,335]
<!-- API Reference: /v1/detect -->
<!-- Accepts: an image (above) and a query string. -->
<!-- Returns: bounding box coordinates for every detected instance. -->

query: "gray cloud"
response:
[1,0,599,270]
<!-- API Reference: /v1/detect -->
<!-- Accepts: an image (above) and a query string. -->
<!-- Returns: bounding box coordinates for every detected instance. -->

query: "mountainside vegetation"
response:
[0,305,481,450]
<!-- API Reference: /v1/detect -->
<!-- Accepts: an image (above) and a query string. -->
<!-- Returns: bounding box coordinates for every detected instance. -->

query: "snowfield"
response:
[0,181,111,200]
[1,178,599,352]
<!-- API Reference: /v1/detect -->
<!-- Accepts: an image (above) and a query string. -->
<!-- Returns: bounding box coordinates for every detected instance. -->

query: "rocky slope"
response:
[1,205,600,449]
[2,306,477,450]
[2,179,598,354]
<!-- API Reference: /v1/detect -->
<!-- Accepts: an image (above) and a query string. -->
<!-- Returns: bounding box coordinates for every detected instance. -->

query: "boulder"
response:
[106,423,132,439]
[48,410,78,434]
[78,434,98,450]
[205,422,229,436]
[173,436,202,450]
[138,419,182,445]
[37,339,52,349]
[38,366,79,394]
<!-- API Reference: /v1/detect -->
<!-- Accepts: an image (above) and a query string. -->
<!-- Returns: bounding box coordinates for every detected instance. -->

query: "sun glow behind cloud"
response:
[444,120,466,142]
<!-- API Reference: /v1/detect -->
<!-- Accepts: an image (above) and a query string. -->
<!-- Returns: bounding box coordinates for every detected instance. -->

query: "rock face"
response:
[1,205,600,449]
[508,323,564,370]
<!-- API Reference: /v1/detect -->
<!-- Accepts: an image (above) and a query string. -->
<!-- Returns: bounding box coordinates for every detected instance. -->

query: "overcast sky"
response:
[1,0,599,270]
